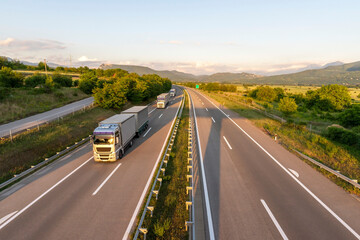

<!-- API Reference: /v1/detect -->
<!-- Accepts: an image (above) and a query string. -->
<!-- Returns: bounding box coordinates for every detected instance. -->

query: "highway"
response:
[0,87,183,240]
[0,97,94,138]
[187,88,360,240]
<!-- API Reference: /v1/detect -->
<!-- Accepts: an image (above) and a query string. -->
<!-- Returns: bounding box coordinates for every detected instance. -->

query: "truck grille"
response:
[97,147,111,152]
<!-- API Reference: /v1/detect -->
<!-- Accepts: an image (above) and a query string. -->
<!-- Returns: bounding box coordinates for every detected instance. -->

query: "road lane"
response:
[188,88,360,239]
[0,87,183,240]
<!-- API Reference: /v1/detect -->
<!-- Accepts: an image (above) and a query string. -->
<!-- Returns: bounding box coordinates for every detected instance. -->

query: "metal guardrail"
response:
[185,89,195,238]
[133,91,185,240]
[294,149,360,189]
[0,136,90,191]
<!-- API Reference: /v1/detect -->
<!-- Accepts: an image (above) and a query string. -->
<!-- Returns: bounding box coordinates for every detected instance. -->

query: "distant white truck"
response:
[170,88,176,97]
[92,106,149,162]
[157,93,170,109]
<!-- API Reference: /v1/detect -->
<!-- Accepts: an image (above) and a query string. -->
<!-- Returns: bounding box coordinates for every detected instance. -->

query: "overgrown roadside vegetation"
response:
[0,87,89,124]
[136,94,189,240]
[201,90,360,196]
[0,107,115,184]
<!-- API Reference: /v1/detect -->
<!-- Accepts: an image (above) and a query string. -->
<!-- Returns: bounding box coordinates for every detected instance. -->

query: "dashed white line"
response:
[92,163,122,196]
[211,117,216,123]
[196,90,360,239]
[158,114,163,119]
[223,136,232,150]
[149,108,156,114]
[0,156,93,230]
[143,127,152,137]
[205,107,208,111]
[261,199,289,240]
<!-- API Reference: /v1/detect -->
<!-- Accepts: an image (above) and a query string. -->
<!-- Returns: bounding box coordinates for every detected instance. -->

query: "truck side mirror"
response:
[116,137,119,144]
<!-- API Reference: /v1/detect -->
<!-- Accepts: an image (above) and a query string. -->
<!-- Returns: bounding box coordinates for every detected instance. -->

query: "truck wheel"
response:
[130,140,133,147]
[119,151,123,159]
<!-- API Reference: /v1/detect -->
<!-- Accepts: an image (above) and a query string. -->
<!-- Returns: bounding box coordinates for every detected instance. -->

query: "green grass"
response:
[0,87,89,124]
[203,90,360,196]
[0,107,115,183]
[138,94,189,240]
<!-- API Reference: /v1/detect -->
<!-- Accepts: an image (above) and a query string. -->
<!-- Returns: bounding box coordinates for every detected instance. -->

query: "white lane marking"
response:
[211,117,216,123]
[196,90,360,239]
[205,107,208,111]
[188,90,215,240]
[261,199,289,240]
[166,106,168,109]
[289,168,299,178]
[143,127,152,137]
[0,211,18,225]
[92,163,122,196]
[122,93,183,240]
[158,114,163,119]
[223,136,232,150]
[0,156,93,230]
[149,108,156,114]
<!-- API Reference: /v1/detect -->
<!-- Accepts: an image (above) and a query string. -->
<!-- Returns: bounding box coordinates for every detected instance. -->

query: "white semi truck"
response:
[157,93,170,109]
[92,106,149,162]
[170,88,176,97]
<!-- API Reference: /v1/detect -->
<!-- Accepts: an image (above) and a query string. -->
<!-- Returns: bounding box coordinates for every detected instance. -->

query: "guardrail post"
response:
[186,186,193,195]
[185,221,193,231]
[147,206,154,217]
[157,178,163,188]
[153,190,159,200]
[186,201,192,210]
[139,228,148,240]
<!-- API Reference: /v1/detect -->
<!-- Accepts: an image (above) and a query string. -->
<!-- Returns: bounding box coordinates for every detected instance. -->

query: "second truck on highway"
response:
[157,93,170,109]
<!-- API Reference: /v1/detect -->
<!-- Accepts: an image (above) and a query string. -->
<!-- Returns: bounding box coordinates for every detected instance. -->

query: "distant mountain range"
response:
[100,62,360,85]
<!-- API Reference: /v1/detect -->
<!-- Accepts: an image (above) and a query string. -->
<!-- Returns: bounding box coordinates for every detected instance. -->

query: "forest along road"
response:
[187,88,360,240]
[0,97,94,138]
[0,87,182,240]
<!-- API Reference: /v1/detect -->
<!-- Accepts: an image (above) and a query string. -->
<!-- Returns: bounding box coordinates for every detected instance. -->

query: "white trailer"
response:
[122,106,149,137]
[92,114,136,161]
[157,93,170,109]
[170,88,176,97]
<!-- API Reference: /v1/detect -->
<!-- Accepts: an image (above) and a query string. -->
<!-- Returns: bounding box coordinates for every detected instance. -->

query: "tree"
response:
[79,71,98,94]
[279,97,298,116]
[306,85,351,111]
[52,73,72,87]
[0,67,24,88]
[339,104,360,128]
[93,81,128,109]
[37,61,50,71]
[250,86,277,102]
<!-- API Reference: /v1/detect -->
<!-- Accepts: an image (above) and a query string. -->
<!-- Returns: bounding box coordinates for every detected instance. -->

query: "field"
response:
[0,87,89,124]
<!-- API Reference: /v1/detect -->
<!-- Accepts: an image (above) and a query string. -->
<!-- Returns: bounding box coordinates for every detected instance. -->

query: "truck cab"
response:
[92,124,119,162]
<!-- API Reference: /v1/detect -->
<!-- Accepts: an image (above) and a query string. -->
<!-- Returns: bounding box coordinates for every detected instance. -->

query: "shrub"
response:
[79,72,97,94]
[250,86,277,102]
[279,97,298,116]
[52,73,72,87]
[339,104,360,128]
[0,87,10,100]
[326,127,359,146]
[25,73,46,88]
[0,67,24,88]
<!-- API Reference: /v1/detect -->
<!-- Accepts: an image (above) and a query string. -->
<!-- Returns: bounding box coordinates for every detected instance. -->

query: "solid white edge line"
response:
[261,199,289,240]
[121,92,183,240]
[211,117,216,123]
[143,127,152,137]
[197,90,360,239]
[158,113,163,119]
[92,163,122,196]
[188,89,216,240]
[0,156,93,230]
[223,136,232,150]
[0,211,18,225]
[289,168,299,178]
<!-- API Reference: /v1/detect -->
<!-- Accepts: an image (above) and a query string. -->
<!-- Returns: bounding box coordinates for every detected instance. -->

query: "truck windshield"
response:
[94,135,114,144]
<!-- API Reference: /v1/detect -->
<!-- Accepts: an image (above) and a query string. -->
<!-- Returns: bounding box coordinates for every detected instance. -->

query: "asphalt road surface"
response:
[0,88,183,240]
[0,97,94,138]
[187,88,360,240]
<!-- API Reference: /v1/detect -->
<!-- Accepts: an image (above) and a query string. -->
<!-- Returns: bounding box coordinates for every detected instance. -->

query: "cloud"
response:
[78,56,98,62]
[159,40,183,45]
[0,38,66,51]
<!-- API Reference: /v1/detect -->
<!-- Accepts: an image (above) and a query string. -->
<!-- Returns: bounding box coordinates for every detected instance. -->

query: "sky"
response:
[1,0,360,75]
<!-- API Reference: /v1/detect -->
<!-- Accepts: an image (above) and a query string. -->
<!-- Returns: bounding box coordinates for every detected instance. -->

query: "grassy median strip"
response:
[203,91,360,196]
[137,95,189,240]
[0,107,116,184]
